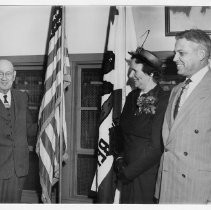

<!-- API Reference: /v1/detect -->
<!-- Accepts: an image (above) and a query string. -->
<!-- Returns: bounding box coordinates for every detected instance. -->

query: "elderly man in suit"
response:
[155,29,211,203]
[0,59,37,203]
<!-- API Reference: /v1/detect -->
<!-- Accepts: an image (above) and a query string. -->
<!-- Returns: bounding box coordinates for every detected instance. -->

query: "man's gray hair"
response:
[175,29,211,58]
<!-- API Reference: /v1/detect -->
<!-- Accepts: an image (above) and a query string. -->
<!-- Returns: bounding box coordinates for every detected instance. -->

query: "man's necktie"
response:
[3,94,9,108]
[3,95,8,103]
[173,78,192,119]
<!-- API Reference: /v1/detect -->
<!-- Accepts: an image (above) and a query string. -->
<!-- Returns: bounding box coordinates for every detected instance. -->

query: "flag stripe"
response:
[99,93,113,124]
[45,60,61,91]
[39,84,61,123]
[52,111,59,139]
[45,53,61,83]
[48,37,61,67]
[45,37,62,81]
[48,26,62,55]
[39,164,53,203]
[36,6,70,203]
[39,112,61,174]
[40,137,54,183]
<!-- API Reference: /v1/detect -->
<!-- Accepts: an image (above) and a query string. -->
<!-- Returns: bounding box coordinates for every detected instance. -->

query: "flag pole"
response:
[123,5,127,106]
[59,5,65,203]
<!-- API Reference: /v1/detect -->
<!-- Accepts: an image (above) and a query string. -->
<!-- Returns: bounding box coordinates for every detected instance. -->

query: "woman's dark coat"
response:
[119,85,169,203]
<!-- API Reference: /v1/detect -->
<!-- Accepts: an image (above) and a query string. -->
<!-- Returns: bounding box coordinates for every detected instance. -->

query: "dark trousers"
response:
[0,174,26,203]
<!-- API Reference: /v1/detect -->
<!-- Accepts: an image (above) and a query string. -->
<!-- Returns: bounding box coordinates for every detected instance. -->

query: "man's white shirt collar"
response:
[189,65,209,85]
[0,90,11,106]
[186,65,209,98]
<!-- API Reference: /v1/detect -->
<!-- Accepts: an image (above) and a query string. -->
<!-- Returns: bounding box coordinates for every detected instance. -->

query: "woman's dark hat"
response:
[128,47,162,69]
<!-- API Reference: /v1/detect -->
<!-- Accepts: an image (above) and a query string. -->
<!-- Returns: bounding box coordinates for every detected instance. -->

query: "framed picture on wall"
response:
[165,6,211,36]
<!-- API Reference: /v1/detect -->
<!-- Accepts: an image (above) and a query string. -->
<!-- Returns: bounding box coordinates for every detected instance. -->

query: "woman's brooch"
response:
[135,95,158,115]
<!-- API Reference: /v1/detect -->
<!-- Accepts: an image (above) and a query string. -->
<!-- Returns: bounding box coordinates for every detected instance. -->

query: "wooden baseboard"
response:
[61,197,93,203]
[21,190,40,203]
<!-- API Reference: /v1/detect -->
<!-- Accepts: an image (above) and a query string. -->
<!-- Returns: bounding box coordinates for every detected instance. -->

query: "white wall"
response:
[66,6,110,54]
[133,6,175,51]
[0,6,51,56]
[0,5,176,56]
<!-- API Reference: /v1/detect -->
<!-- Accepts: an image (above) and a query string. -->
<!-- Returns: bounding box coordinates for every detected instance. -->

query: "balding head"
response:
[0,60,14,72]
[0,59,16,94]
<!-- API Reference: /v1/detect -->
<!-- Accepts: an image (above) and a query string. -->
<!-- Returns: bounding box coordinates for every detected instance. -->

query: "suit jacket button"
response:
[164,148,168,152]
[194,129,199,134]
[182,174,186,178]
[184,152,188,156]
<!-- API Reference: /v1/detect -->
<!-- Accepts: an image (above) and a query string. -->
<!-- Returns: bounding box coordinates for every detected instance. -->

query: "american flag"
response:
[91,6,137,203]
[36,6,71,203]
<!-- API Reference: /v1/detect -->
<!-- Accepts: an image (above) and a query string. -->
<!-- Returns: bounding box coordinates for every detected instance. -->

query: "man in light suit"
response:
[155,29,211,203]
[0,59,37,203]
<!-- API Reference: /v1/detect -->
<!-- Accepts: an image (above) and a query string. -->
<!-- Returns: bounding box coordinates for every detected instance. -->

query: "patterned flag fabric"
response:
[36,6,71,203]
[91,6,137,203]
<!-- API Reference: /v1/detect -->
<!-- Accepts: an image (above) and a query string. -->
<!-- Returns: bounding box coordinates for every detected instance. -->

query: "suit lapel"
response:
[11,89,17,124]
[166,69,211,145]
[0,99,7,119]
[164,82,184,131]
[170,83,184,126]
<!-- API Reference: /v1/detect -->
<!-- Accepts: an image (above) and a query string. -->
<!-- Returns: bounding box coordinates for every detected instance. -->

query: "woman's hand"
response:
[114,157,130,184]
[114,157,126,173]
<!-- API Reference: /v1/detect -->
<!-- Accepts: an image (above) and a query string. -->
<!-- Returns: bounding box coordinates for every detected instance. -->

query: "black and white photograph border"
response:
[0,0,211,210]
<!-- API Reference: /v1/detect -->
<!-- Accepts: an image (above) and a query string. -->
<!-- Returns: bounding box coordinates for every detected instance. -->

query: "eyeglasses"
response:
[0,71,14,79]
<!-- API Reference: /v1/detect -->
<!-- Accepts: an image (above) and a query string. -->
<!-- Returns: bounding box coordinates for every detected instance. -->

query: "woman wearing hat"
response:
[114,47,170,203]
